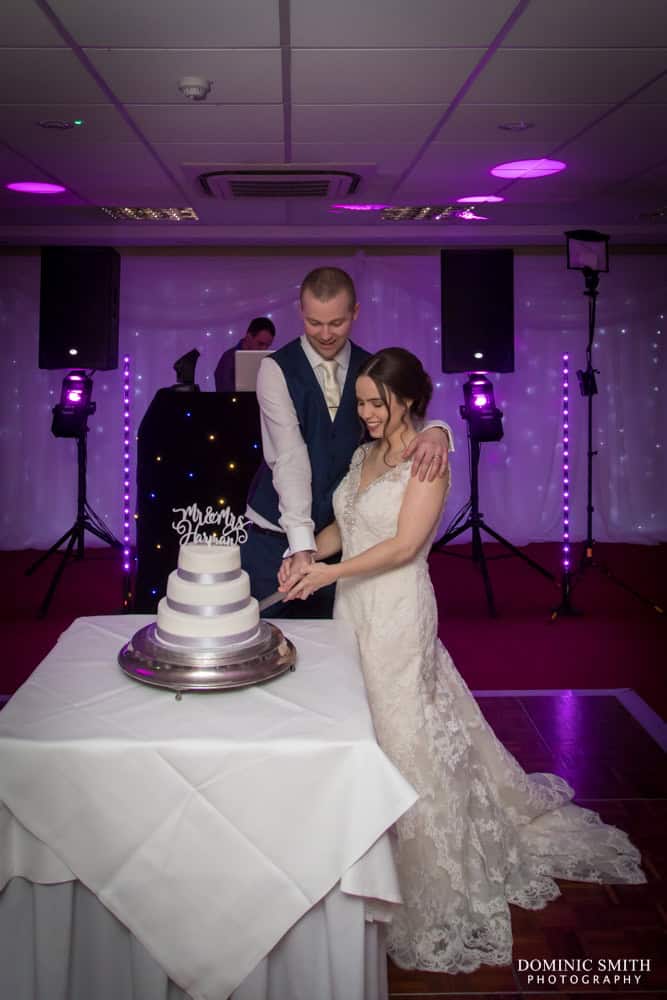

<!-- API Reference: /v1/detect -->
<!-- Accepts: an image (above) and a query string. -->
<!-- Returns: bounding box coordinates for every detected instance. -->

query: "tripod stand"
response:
[554,267,664,617]
[431,430,555,617]
[26,429,121,618]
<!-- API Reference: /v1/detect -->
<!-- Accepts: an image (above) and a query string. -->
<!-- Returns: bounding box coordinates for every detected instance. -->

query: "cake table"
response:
[0,615,417,1000]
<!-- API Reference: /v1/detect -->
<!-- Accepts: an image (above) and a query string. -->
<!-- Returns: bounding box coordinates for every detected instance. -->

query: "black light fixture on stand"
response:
[431,373,555,617]
[25,370,121,617]
[553,230,663,617]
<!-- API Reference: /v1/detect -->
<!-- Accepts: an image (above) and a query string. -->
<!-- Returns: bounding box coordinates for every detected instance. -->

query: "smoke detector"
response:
[178,76,212,101]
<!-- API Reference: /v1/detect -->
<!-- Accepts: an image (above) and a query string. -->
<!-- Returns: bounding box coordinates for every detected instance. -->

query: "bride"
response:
[279,346,645,974]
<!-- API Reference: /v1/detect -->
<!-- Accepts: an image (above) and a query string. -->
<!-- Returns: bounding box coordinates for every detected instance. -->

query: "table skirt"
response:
[0,877,388,1000]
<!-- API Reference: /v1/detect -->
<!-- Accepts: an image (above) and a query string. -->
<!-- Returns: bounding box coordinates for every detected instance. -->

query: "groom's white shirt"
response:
[245,335,453,555]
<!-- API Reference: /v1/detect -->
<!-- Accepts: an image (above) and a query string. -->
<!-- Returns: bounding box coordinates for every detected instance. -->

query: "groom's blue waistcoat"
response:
[248,338,370,533]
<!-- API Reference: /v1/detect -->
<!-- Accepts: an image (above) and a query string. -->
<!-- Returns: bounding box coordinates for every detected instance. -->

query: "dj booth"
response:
[134,389,262,612]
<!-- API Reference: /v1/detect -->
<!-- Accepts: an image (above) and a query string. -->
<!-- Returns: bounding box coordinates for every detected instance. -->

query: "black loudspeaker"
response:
[39,246,120,370]
[441,248,514,373]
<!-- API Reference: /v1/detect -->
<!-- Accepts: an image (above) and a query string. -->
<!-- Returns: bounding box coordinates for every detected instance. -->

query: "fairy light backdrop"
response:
[0,251,664,551]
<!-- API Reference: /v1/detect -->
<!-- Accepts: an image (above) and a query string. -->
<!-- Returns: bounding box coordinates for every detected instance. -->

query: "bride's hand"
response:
[284,562,338,601]
[278,550,314,591]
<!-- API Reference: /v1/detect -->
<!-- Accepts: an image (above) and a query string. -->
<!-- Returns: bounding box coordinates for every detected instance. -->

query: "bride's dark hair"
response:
[358,347,433,419]
[357,348,433,463]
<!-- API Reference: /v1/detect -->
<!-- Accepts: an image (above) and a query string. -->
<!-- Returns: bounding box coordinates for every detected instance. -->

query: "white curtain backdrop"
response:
[0,249,665,549]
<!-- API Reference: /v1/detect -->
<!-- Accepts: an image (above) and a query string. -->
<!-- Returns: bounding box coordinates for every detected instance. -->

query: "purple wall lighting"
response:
[490,159,566,179]
[562,353,570,572]
[122,355,132,578]
[6,181,66,194]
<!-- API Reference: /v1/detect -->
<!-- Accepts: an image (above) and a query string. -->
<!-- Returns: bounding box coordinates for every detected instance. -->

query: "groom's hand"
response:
[278,550,314,592]
[403,426,450,482]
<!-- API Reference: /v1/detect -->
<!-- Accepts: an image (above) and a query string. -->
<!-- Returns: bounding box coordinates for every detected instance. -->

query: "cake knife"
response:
[258,589,284,612]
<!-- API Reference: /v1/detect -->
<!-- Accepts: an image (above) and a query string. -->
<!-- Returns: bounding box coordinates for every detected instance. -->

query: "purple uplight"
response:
[66,389,84,404]
[472,394,489,408]
[490,158,566,179]
[6,181,67,194]
[457,195,504,204]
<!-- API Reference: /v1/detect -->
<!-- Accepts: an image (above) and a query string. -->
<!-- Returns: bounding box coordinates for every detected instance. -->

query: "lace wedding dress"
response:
[332,444,645,974]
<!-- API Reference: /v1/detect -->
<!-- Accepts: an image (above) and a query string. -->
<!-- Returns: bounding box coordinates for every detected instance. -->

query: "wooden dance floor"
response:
[389,690,667,998]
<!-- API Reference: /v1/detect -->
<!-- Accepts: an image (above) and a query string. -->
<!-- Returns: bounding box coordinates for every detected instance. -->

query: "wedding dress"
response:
[332,444,645,974]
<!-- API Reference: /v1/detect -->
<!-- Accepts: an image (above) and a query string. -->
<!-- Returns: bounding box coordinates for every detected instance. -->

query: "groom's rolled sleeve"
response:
[255,358,317,553]
[424,420,455,452]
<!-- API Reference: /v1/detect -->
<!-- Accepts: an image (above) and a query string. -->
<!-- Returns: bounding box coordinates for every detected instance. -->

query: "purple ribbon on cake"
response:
[177,568,242,584]
[166,597,251,617]
[155,625,259,648]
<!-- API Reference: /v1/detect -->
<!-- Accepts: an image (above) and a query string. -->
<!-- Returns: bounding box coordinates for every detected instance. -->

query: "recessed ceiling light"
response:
[38,120,74,130]
[498,120,535,131]
[491,158,566,179]
[6,181,66,194]
[457,195,504,204]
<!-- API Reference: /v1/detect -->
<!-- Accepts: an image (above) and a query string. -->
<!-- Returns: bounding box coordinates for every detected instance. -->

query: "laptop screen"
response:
[234,350,273,392]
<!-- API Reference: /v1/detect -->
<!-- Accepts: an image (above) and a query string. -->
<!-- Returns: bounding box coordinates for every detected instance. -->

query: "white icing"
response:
[178,543,240,575]
[166,569,250,607]
[156,543,259,645]
[157,597,259,640]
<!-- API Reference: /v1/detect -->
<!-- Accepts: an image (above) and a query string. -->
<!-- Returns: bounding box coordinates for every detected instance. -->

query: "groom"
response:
[241,266,451,618]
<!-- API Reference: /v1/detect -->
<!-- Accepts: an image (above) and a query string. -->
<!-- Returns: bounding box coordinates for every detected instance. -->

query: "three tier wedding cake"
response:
[156,542,260,649]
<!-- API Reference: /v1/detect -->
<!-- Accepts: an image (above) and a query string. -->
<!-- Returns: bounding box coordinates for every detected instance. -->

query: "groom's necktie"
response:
[318,359,341,420]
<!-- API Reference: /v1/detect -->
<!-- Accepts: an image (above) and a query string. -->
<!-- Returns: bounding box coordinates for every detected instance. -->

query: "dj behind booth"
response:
[134,348,268,612]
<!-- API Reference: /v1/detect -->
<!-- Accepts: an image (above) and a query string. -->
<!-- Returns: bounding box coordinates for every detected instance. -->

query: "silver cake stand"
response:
[118,621,296,696]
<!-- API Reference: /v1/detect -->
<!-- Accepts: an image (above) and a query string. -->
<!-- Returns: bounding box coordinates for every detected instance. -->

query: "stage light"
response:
[565,229,609,273]
[52,370,96,438]
[460,374,503,442]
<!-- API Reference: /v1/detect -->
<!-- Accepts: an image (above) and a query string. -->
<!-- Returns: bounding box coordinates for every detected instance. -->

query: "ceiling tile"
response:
[292,49,484,104]
[290,0,516,47]
[400,141,555,199]
[464,48,667,104]
[439,103,615,143]
[130,105,283,142]
[630,72,667,103]
[0,50,109,104]
[504,0,667,47]
[0,105,138,146]
[85,48,282,104]
[156,143,286,177]
[0,0,66,45]
[27,143,185,202]
[50,0,280,47]
[292,141,411,173]
[292,105,443,142]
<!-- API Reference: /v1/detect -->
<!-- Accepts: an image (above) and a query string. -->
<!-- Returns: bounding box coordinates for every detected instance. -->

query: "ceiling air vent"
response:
[199,169,361,199]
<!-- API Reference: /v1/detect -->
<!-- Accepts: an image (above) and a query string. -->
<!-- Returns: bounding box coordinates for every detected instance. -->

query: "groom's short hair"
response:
[300,267,357,310]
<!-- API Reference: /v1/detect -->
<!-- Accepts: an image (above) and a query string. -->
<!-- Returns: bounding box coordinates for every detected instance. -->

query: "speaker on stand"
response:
[432,249,554,615]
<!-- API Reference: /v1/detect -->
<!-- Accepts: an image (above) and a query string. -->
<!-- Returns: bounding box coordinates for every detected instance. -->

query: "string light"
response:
[562,352,570,572]
[122,355,131,574]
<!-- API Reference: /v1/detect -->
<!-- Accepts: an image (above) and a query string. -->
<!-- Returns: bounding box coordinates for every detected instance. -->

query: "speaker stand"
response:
[26,431,121,618]
[431,436,556,617]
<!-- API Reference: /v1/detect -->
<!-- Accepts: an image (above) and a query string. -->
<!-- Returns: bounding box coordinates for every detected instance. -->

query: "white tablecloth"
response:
[0,616,417,1000]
